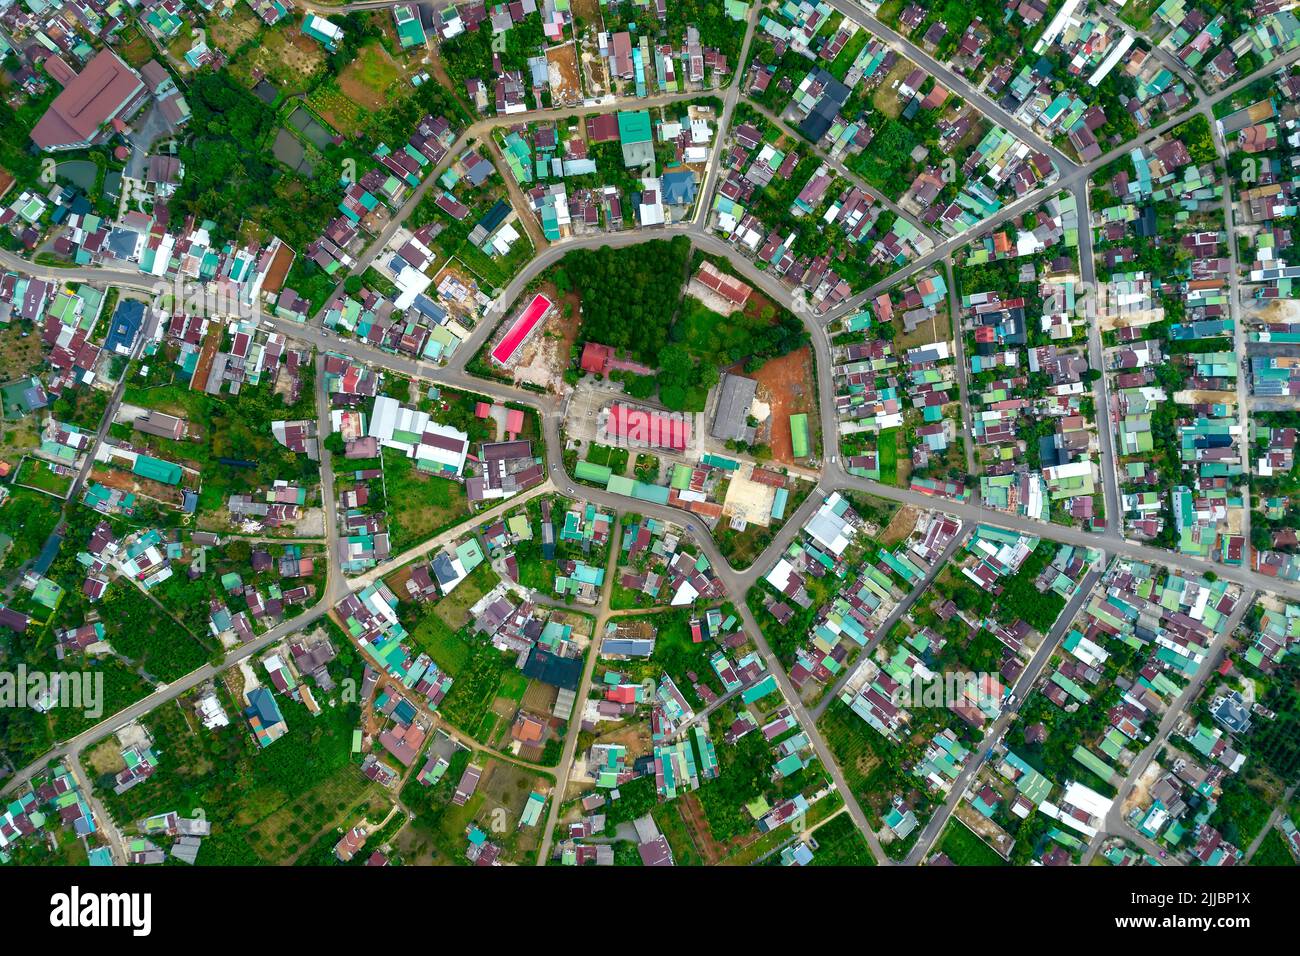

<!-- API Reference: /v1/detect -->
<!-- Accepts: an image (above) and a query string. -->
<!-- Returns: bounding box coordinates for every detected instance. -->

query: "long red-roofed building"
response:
[604,402,691,452]
[694,261,753,310]
[31,49,148,151]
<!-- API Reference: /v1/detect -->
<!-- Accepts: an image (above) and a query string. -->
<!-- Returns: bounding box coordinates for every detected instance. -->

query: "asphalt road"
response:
[811,522,973,722]
[1073,180,1122,535]
[903,563,1105,865]
[1087,589,1257,864]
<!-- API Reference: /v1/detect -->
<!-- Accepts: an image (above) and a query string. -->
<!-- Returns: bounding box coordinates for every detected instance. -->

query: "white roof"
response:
[368,395,401,443]
[765,558,794,591]
[806,501,853,556]
[1062,781,1113,820]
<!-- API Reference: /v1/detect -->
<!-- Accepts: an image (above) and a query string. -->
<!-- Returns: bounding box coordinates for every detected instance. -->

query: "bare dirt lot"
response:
[338,41,403,110]
[954,798,1014,860]
[879,505,920,546]
[89,464,184,508]
[546,43,583,105]
[508,282,581,393]
[384,563,415,601]
[751,346,817,466]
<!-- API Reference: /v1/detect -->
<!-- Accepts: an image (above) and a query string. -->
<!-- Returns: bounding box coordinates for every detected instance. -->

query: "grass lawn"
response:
[516,552,555,592]
[1118,0,1160,30]
[652,801,704,866]
[635,609,725,709]
[499,670,529,701]
[1251,827,1297,867]
[585,442,629,474]
[827,28,870,82]
[349,41,401,96]
[938,818,1006,866]
[678,296,791,380]
[1210,774,1275,849]
[407,608,471,671]
[314,41,406,135]
[453,231,535,293]
[432,561,498,630]
[679,298,735,359]
[609,579,649,610]
[116,27,157,68]
[878,431,899,487]
[809,810,877,866]
[14,458,72,498]
[410,613,514,736]
[816,701,896,825]
[382,448,471,552]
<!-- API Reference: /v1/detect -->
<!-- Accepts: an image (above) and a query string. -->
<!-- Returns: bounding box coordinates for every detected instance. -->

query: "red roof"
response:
[580,341,612,374]
[694,262,752,308]
[491,293,552,365]
[31,49,145,150]
[607,685,637,704]
[586,113,620,142]
[605,402,691,451]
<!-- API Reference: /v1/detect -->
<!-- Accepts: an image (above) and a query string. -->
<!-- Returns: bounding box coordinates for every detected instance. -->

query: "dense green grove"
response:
[554,237,693,362]
[171,72,324,245]
[553,241,809,411]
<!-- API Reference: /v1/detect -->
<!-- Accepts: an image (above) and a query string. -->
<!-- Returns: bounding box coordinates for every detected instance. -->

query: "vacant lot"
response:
[14,458,71,498]
[752,346,817,465]
[938,818,1006,866]
[382,448,471,552]
[432,562,499,630]
[209,5,262,55]
[228,29,326,96]
[546,42,582,105]
[337,40,404,110]
[0,324,44,382]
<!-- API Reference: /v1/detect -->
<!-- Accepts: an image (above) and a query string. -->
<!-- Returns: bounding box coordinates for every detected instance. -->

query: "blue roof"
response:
[246,688,284,727]
[602,638,655,657]
[106,299,145,353]
[476,199,511,234]
[106,227,139,259]
[409,293,447,323]
[660,170,697,206]
[34,533,62,575]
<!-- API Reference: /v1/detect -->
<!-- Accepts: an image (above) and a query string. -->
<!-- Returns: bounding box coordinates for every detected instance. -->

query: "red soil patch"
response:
[750,346,816,466]
[546,43,583,105]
